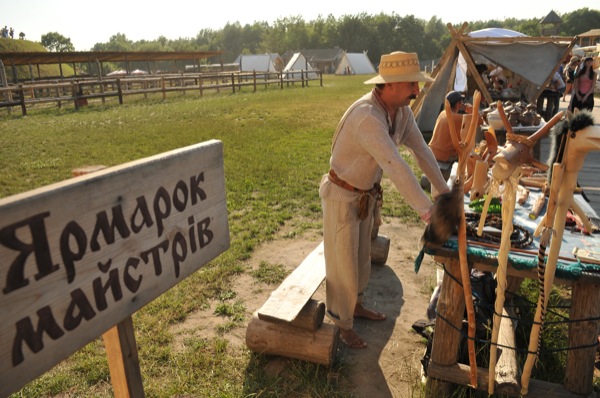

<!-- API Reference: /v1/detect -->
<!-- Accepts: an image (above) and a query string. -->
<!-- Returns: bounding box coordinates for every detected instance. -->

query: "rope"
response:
[432,263,600,357]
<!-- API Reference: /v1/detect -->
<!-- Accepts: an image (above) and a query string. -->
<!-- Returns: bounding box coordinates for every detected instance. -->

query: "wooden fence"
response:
[0,69,322,115]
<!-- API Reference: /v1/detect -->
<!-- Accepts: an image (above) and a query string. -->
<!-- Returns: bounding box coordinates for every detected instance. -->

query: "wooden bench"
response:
[245,234,391,366]
[246,241,340,366]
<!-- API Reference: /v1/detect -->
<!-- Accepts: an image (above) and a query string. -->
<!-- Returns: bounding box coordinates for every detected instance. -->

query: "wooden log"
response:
[425,259,465,397]
[258,298,325,331]
[494,276,522,395]
[564,279,600,395]
[494,305,519,394]
[371,234,390,265]
[246,312,339,366]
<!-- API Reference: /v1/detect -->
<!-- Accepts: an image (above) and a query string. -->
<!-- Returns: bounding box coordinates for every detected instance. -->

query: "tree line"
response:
[41,8,600,65]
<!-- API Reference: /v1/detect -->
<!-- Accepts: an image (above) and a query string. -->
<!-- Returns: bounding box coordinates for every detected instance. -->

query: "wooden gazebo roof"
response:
[0,50,223,66]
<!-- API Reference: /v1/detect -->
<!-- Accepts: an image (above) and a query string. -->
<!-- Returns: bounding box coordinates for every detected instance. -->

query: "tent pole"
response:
[530,38,577,104]
[450,25,495,106]
[412,22,468,118]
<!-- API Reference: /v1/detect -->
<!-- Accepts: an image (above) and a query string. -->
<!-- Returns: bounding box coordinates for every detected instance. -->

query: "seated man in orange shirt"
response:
[420,90,483,192]
[427,91,473,179]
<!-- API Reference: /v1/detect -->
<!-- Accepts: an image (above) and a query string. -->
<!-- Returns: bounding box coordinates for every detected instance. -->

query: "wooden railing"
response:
[0,69,323,115]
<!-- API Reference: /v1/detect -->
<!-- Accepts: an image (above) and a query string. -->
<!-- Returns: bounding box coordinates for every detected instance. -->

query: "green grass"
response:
[2,75,425,397]
[3,75,584,397]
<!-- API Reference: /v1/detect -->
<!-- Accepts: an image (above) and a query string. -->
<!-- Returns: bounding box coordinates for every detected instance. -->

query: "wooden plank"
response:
[257,241,325,323]
[428,362,586,398]
[0,140,230,397]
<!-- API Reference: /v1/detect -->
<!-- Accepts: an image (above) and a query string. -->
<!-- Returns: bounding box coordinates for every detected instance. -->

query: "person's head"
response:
[576,57,595,79]
[445,91,465,112]
[365,51,433,107]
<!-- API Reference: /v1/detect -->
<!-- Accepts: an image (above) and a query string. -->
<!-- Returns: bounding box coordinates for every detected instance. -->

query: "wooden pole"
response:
[103,317,145,398]
[425,258,465,397]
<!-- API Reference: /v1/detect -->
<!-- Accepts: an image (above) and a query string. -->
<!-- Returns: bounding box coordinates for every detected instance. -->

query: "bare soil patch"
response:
[173,220,440,397]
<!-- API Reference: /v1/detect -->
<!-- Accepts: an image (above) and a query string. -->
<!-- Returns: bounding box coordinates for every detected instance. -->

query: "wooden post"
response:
[425,258,465,397]
[18,84,26,116]
[103,317,145,398]
[117,79,123,105]
[564,279,600,395]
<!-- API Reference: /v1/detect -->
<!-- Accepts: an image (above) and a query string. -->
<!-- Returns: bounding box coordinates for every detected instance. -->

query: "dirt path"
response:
[239,220,439,397]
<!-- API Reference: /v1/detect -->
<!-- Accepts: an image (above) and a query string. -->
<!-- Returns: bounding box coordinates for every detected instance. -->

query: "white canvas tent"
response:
[235,54,279,72]
[412,23,576,134]
[334,52,376,75]
[283,53,318,79]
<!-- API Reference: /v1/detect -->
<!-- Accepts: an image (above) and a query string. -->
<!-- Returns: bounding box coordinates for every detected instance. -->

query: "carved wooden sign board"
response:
[0,140,230,396]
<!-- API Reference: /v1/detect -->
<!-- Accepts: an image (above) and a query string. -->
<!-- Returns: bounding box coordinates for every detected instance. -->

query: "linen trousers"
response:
[322,195,374,330]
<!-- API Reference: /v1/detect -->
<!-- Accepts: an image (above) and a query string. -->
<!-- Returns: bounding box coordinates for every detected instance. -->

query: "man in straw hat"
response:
[319,51,450,348]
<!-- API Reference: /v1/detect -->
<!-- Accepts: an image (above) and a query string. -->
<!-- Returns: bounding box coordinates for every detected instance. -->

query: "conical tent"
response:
[283,53,318,79]
[334,52,376,75]
[412,23,576,134]
[235,54,278,72]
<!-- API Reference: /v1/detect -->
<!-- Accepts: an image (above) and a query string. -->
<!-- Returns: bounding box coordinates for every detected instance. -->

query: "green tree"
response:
[336,13,374,53]
[220,22,245,62]
[422,16,448,60]
[92,33,133,51]
[41,32,75,52]
[394,15,426,54]
[561,8,600,36]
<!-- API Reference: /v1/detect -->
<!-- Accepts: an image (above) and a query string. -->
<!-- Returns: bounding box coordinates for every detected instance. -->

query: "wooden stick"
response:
[487,168,520,395]
[448,90,481,388]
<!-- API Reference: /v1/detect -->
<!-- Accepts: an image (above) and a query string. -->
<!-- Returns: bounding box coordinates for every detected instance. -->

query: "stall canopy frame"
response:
[412,22,576,134]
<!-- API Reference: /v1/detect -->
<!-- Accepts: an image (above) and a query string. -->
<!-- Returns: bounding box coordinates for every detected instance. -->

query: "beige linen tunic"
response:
[319,90,448,330]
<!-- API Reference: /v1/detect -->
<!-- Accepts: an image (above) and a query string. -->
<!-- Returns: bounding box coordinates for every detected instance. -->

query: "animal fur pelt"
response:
[547,110,595,182]
[420,181,463,249]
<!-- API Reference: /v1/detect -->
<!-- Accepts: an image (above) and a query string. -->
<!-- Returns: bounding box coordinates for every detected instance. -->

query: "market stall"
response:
[412,23,576,136]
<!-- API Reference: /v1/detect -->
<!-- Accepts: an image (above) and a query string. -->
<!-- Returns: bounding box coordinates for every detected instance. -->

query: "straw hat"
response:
[365,51,434,84]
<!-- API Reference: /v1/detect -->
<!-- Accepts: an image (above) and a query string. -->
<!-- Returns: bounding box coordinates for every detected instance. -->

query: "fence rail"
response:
[0,70,322,115]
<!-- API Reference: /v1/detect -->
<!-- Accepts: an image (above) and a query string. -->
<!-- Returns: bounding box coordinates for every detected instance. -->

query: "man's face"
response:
[387,81,420,107]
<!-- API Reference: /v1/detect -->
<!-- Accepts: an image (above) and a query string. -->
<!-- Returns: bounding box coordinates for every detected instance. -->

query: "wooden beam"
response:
[428,362,588,397]
[447,23,494,106]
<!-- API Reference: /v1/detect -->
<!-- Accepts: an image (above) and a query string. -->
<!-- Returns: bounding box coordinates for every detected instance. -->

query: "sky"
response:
[4,1,598,51]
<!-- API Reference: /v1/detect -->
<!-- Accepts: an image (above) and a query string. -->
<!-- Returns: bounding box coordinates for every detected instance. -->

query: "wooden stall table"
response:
[422,188,600,397]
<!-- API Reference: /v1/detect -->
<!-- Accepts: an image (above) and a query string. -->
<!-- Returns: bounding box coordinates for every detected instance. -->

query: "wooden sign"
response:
[0,140,229,396]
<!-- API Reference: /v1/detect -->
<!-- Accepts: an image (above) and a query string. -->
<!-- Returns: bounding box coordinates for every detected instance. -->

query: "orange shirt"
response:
[428,110,465,162]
